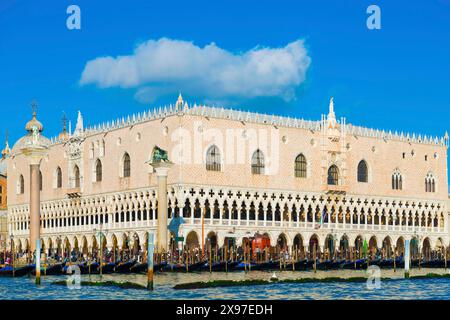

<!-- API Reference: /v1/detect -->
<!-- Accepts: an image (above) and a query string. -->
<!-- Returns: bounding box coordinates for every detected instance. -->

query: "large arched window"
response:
[357,160,368,183]
[327,165,339,185]
[74,165,80,188]
[95,159,102,182]
[39,171,43,191]
[425,173,436,193]
[251,150,265,175]
[56,167,62,188]
[206,145,221,171]
[392,170,402,190]
[123,153,131,177]
[294,154,307,178]
[18,174,24,194]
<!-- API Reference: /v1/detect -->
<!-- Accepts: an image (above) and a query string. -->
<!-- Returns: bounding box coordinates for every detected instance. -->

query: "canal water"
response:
[1,268,450,300]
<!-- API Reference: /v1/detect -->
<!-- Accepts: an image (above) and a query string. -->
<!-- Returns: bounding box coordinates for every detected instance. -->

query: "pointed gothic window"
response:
[18,174,24,194]
[123,152,131,177]
[95,159,102,182]
[327,165,339,185]
[294,154,307,178]
[74,165,80,188]
[392,170,402,190]
[357,160,368,182]
[56,167,62,188]
[251,150,265,175]
[206,145,221,171]
[425,173,436,193]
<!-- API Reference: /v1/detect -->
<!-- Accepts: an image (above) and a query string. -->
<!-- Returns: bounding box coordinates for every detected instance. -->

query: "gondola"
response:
[316,260,334,270]
[161,263,187,272]
[368,258,381,267]
[153,261,168,272]
[184,261,205,272]
[77,261,99,274]
[394,257,405,268]
[98,262,116,274]
[410,258,420,267]
[342,258,367,270]
[230,261,257,271]
[114,260,136,273]
[328,260,346,270]
[0,264,34,277]
[254,260,283,271]
[422,259,444,268]
[31,262,65,276]
[378,258,394,268]
[201,261,239,272]
[130,262,147,274]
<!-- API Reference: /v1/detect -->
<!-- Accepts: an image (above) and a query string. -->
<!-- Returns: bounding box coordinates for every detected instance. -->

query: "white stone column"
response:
[29,162,41,253]
[152,162,173,252]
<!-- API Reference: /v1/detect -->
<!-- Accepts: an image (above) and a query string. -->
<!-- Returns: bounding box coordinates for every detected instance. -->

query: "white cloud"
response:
[80,38,311,103]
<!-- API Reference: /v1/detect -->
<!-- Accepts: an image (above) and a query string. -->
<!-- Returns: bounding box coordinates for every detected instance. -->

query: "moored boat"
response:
[130,262,147,274]
[230,261,257,271]
[31,262,65,276]
[0,264,34,277]
[114,260,136,273]
[99,262,116,274]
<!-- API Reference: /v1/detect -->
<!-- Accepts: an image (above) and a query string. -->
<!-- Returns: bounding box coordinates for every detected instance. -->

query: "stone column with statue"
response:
[148,146,173,253]
[11,104,50,284]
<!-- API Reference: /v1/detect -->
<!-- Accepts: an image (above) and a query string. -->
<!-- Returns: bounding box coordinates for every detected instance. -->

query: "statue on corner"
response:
[151,146,169,163]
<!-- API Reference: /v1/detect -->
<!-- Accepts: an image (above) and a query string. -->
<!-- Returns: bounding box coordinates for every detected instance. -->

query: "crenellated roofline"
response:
[46,98,449,148]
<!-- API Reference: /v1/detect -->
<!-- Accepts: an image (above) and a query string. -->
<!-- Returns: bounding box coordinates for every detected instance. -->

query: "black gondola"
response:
[230,261,257,271]
[316,260,333,270]
[342,258,367,270]
[79,262,99,274]
[283,259,306,271]
[31,262,65,276]
[99,262,116,274]
[328,260,346,270]
[378,258,394,268]
[114,260,136,273]
[153,261,168,272]
[0,264,34,277]
[130,262,147,273]
[161,263,186,272]
[202,261,239,272]
[253,260,282,271]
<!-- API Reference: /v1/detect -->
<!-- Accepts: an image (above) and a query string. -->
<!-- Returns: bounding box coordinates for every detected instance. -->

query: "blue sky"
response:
[1,0,449,158]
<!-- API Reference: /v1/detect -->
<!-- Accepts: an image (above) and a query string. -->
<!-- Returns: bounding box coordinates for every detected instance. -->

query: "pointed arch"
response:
[95,159,102,182]
[357,160,368,182]
[251,149,265,175]
[294,153,307,178]
[73,165,80,188]
[55,166,62,189]
[327,165,339,185]
[17,174,25,194]
[123,152,131,177]
[206,145,221,171]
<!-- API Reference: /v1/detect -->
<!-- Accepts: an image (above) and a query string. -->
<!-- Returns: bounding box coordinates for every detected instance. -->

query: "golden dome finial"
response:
[25,100,44,133]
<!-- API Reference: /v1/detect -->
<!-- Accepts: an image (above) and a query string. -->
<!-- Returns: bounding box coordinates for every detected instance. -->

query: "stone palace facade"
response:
[5,95,450,257]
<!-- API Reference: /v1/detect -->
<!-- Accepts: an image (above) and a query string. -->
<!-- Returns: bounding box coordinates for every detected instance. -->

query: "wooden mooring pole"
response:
[147,232,154,291]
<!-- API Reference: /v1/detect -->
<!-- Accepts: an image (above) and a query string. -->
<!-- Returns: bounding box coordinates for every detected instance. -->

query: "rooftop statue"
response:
[152,146,169,163]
